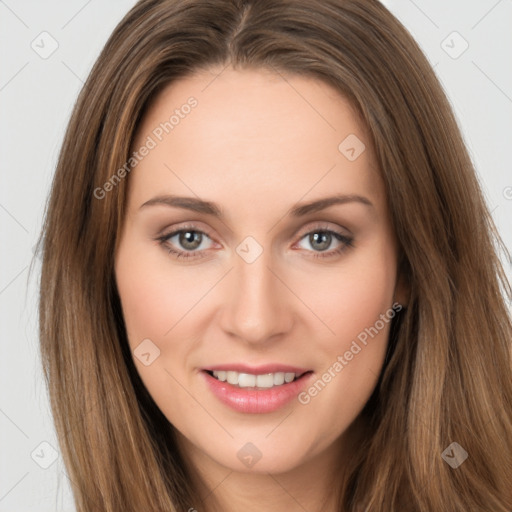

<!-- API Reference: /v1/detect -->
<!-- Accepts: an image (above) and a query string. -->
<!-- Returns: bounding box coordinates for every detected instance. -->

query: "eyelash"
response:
[156,223,354,261]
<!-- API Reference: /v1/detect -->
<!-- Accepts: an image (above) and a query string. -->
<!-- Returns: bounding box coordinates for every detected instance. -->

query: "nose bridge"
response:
[221,242,291,344]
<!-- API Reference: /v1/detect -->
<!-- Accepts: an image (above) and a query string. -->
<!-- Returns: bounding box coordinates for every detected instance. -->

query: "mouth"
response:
[201,366,315,414]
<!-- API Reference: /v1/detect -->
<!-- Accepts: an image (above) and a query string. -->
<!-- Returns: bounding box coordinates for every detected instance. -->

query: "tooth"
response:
[273,372,285,385]
[227,371,239,385]
[256,373,274,388]
[284,372,295,383]
[213,370,301,386]
[238,373,256,387]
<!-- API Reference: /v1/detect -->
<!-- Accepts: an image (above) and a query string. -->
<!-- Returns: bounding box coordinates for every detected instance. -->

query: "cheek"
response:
[115,238,209,344]
[298,241,397,357]
[334,267,394,350]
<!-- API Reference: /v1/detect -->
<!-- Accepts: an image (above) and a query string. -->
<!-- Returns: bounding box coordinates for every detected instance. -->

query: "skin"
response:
[114,66,407,512]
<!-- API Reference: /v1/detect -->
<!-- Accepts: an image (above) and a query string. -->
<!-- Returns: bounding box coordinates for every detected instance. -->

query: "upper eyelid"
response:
[159,223,215,242]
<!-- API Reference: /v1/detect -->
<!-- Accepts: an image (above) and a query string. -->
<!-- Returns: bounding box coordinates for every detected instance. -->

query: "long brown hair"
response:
[36,0,512,510]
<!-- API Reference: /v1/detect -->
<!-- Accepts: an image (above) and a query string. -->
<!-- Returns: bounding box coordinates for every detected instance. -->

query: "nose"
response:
[219,248,294,346]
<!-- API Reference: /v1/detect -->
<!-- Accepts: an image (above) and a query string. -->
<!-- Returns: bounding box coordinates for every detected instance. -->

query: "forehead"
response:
[127,67,384,216]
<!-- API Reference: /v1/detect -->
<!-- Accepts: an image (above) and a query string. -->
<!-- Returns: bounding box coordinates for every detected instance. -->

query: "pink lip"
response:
[202,363,310,375]
[201,370,314,414]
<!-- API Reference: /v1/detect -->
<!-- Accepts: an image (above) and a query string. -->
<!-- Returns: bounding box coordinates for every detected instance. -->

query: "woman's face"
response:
[115,67,404,476]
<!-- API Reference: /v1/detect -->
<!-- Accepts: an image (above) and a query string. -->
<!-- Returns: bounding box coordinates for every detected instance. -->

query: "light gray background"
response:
[1,1,511,510]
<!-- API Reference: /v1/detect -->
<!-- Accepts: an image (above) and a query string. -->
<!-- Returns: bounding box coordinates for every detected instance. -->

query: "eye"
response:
[156,225,215,260]
[294,225,354,259]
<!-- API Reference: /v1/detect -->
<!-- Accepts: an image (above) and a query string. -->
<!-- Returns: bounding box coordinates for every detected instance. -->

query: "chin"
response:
[200,438,316,475]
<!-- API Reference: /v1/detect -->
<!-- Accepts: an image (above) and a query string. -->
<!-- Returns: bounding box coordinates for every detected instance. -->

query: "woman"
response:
[37,0,512,510]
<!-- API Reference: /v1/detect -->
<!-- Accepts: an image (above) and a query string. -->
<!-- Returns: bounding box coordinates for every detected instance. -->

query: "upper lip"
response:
[202,363,311,375]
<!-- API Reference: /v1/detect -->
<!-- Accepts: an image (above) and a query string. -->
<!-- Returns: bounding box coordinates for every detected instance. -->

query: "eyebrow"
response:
[139,193,373,218]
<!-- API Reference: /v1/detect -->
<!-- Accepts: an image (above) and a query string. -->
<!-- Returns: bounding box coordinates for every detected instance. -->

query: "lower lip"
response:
[201,371,314,414]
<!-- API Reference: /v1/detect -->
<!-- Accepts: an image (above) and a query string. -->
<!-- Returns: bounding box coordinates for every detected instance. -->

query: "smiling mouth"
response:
[204,370,312,389]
